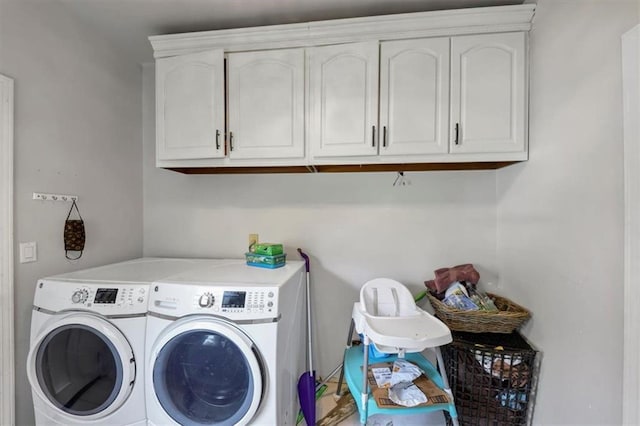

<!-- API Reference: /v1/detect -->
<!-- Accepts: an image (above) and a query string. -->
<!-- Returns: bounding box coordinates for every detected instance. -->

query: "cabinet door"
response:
[450,32,526,154]
[308,42,379,158]
[156,50,225,160]
[379,38,450,156]
[227,49,305,159]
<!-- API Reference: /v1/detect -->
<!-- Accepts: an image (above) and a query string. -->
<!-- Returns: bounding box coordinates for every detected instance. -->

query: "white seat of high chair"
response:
[353,278,452,352]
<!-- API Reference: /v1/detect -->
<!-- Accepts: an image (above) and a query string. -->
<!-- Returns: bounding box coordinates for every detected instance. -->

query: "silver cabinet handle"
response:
[372,125,376,147]
[455,123,460,145]
[215,130,220,150]
[383,126,387,148]
[229,131,234,151]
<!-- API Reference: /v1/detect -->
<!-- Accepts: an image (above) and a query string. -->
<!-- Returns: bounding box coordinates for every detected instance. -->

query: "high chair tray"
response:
[353,302,452,351]
[343,345,458,420]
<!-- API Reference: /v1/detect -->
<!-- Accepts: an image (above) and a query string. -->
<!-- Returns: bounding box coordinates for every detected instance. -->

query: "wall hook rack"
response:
[393,171,411,187]
[33,192,78,202]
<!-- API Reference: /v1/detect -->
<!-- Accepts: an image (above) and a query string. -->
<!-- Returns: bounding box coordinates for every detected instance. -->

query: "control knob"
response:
[198,293,215,308]
[71,289,88,304]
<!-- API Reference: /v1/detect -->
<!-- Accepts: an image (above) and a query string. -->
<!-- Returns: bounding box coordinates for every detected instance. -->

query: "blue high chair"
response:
[336,278,459,425]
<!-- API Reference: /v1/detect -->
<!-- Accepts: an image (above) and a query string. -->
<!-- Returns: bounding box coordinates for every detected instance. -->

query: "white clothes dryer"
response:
[145,260,306,426]
[26,257,224,426]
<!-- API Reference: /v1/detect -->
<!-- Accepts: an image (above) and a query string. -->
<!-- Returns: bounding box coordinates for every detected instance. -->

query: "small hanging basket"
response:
[426,292,531,334]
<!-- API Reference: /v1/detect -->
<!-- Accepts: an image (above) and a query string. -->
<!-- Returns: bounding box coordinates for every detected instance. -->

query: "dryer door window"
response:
[152,321,264,426]
[27,313,136,420]
[35,324,123,415]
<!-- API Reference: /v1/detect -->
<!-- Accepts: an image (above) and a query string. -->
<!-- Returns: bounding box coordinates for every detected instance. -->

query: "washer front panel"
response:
[150,317,265,426]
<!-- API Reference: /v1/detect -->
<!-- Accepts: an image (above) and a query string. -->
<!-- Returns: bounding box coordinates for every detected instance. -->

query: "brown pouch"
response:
[64,200,85,259]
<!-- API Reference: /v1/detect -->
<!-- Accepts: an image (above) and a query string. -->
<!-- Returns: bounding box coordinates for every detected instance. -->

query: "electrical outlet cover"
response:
[248,234,259,251]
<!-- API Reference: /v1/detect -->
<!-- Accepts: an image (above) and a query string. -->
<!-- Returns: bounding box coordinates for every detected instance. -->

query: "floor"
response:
[333,408,446,426]
[316,379,447,426]
[317,347,448,426]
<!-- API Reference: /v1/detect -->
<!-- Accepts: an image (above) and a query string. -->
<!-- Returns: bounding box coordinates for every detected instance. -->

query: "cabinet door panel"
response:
[309,42,379,158]
[380,38,449,155]
[450,32,526,154]
[156,50,225,160]
[228,49,305,159]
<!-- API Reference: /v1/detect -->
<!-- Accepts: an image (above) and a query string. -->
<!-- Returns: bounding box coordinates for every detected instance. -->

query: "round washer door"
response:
[26,312,136,420]
[150,316,265,426]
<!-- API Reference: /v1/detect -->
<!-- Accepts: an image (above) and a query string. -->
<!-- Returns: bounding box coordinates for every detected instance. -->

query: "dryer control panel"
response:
[151,284,280,321]
[34,280,149,315]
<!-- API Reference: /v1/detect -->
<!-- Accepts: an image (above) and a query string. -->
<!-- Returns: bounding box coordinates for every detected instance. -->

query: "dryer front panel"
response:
[27,313,136,421]
[150,317,265,426]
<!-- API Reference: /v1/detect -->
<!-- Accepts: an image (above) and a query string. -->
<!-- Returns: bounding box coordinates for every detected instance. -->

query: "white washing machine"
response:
[145,260,306,426]
[26,257,227,426]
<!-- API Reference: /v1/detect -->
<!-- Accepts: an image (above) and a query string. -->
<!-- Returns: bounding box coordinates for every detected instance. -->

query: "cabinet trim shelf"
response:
[167,161,520,175]
[150,5,535,58]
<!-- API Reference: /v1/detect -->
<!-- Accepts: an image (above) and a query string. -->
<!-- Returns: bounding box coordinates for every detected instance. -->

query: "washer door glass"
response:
[153,329,260,425]
[35,324,123,416]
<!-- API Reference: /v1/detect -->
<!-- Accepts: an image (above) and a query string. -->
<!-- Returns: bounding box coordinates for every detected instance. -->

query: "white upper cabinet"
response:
[310,38,450,160]
[227,49,305,160]
[156,50,225,160]
[308,42,379,158]
[450,32,527,155]
[150,5,535,170]
[379,38,450,156]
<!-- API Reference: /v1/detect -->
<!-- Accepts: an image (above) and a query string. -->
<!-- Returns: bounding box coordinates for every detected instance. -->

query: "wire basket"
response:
[442,331,541,426]
[426,292,530,333]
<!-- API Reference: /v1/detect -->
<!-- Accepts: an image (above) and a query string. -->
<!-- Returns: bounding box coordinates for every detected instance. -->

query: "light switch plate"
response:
[19,242,37,263]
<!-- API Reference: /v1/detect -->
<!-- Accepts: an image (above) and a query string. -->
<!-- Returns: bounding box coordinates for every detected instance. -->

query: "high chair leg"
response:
[360,334,370,425]
[435,347,459,426]
[336,319,355,397]
[434,347,449,391]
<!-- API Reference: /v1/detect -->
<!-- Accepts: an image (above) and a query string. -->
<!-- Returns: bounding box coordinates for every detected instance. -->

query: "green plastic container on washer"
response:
[245,252,286,268]
[253,243,284,256]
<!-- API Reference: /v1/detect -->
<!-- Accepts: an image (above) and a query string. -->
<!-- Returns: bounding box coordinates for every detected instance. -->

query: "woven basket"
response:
[426,292,531,333]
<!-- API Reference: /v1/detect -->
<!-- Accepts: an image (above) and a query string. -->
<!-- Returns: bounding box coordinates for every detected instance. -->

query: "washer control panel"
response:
[70,286,147,307]
[34,280,149,315]
[151,285,280,320]
[219,290,274,313]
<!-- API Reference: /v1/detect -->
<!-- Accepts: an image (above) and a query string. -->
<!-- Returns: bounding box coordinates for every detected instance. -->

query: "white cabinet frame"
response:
[379,37,450,156]
[622,24,640,426]
[308,42,379,158]
[156,50,225,161]
[0,74,14,426]
[450,32,527,155]
[227,48,305,160]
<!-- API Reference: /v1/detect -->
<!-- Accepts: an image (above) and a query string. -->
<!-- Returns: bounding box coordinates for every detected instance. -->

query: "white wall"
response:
[4,0,636,423]
[0,1,144,424]
[142,65,499,381]
[497,0,639,424]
